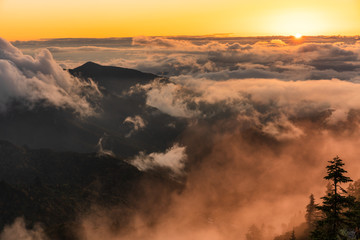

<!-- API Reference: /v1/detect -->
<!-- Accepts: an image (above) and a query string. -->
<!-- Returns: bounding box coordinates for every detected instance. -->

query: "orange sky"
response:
[0,0,359,40]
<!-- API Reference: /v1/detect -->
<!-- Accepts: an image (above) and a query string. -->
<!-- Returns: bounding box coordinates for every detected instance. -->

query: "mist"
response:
[77,112,360,240]
[74,37,360,239]
[2,36,360,239]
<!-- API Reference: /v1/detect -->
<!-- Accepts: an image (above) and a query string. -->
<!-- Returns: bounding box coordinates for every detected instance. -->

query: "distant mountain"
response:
[70,61,157,80]
[0,63,185,155]
[69,62,158,94]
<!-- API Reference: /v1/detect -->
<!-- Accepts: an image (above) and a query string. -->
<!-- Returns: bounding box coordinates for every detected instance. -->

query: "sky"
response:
[0,0,359,40]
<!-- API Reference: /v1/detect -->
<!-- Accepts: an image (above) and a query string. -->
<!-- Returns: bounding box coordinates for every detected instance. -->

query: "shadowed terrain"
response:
[0,140,182,240]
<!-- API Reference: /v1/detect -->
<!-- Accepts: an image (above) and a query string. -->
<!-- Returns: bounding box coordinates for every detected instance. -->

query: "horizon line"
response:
[7,34,360,42]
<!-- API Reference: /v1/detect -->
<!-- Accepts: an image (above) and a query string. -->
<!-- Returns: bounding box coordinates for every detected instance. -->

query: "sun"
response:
[294,33,302,39]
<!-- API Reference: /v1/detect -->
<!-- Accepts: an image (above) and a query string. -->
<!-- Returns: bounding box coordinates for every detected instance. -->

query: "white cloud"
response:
[96,134,115,157]
[138,77,360,140]
[0,38,100,116]
[123,115,147,138]
[123,115,146,130]
[128,144,187,175]
[123,115,147,137]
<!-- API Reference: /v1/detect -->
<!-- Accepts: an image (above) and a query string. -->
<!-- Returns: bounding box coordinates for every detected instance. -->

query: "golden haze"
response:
[0,0,359,40]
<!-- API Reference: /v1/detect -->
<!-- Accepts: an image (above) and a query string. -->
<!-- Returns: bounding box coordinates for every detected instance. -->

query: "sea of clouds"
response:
[2,35,360,239]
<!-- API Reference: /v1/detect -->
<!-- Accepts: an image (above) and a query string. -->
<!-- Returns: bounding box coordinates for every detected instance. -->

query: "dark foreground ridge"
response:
[0,140,182,240]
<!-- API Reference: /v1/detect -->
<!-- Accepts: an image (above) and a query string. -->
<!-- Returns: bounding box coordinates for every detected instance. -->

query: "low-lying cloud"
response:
[139,77,360,140]
[116,37,360,82]
[110,36,360,239]
[6,36,360,240]
[123,115,146,137]
[0,38,100,116]
[128,143,187,175]
[14,36,360,83]
[0,218,46,240]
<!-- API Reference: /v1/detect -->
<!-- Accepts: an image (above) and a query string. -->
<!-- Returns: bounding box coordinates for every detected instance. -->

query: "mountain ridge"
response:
[0,140,182,240]
[69,61,158,91]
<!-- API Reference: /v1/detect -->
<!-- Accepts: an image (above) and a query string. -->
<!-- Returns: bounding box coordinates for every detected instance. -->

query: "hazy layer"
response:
[2,36,360,239]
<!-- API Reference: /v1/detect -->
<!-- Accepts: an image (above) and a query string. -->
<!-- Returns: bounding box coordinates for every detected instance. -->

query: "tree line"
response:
[248,156,360,240]
[307,156,360,240]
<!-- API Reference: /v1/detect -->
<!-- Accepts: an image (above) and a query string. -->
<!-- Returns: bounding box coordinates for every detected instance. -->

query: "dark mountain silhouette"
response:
[0,140,182,240]
[70,61,157,81]
[0,63,185,155]
[69,62,158,93]
[0,140,139,186]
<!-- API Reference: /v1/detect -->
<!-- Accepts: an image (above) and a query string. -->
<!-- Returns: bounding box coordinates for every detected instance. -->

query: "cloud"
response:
[132,36,254,52]
[132,36,193,48]
[140,80,197,118]
[0,218,47,240]
[113,37,359,83]
[120,54,360,236]
[137,77,360,141]
[79,113,360,240]
[7,36,360,239]
[73,36,360,239]
[96,134,115,157]
[0,38,100,116]
[128,143,187,175]
[15,36,360,83]
[123,115,146,137]
[46,46,122,53]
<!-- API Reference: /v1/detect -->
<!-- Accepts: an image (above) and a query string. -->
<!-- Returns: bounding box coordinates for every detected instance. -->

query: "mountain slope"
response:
[0,63,185,155]
[69,62,158,93]
[0,140,182,240]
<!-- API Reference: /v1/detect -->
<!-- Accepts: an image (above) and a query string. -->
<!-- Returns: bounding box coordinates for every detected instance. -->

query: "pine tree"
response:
[289,230,296,240]
[312,156,354,239]
[348,179,360,201]
[306,194,318,230]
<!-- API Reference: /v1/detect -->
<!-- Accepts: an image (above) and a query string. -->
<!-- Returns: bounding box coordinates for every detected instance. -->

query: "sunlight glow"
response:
[0,0,359,40]
[262,10,332,36]
[294,33,302,39]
